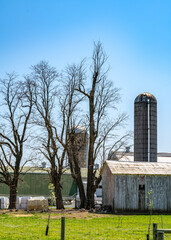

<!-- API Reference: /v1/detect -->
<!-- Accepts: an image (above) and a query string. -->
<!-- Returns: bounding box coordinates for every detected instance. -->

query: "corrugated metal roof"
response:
[108,152,171,163]
[106,160,171,175]
[114,155,171,163]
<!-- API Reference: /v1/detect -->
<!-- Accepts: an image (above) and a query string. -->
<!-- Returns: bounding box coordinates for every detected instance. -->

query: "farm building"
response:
[102,160,171,213]
[0,169,77,198]
[102,92,171,213]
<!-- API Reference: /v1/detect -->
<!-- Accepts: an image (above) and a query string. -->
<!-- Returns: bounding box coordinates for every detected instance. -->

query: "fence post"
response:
[147,234,149,240]
[61,217,65,240]
[157,232,164,240]
[153,223,157,240]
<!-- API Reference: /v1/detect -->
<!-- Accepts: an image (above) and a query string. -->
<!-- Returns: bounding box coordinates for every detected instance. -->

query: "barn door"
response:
[139,176,145,211]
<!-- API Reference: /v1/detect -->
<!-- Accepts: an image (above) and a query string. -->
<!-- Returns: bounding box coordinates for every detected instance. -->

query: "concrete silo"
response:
[134,92,157,162]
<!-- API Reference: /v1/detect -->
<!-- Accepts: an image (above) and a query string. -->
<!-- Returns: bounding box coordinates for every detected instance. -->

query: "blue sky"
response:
[1,0,171,152]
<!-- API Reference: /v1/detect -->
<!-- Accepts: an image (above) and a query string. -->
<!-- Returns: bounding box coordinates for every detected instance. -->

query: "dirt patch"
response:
[0,209,113,219]
[13,214,34,217]
[0,209,33,217]
[48,211,90,219]
[42,209,113,219]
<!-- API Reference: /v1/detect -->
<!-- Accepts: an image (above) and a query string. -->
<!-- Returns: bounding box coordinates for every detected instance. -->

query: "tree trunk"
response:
[9,183,18,209]
[55,180,64,209]
[67,132,86,208]
[75,171,86,208]
[51,167,64,209]
[86,91,95,209]
[86,132,96,209]
[86,165,95,209]
[70,161,86,208]
[9,157,20,209]
[68,157,86,208]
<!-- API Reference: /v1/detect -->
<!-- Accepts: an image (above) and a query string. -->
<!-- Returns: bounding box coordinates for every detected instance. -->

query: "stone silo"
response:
[68,126,88,168]
[134,92,157,162]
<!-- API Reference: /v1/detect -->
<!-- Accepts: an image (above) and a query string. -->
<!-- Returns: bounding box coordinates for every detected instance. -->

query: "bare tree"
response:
[0,73,33,209]
[30,61,67,209]
[30,61,87,209]
[59,63,87,208]
[75,42,129,209]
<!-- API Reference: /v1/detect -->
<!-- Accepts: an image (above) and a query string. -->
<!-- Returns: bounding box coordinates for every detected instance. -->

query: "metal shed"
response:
[102,161,171,213]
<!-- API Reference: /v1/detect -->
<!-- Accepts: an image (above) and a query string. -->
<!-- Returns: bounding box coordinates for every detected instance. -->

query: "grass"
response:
[0,210,171,239]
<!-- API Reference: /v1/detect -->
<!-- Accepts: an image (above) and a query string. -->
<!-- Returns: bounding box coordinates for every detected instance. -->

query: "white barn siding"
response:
[112,175,171,212]
[102,165,114,208]
[114,175,139,211]
[145,176,171,212]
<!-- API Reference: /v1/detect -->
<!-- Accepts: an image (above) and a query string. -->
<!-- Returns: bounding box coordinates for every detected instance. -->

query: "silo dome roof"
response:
[74,126,86,133]
[134,92,157,103]
[68,126,87,133]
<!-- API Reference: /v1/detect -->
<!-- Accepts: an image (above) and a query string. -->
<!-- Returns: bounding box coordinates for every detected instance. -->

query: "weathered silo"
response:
[134,92,157,162]
[68,126,88,168]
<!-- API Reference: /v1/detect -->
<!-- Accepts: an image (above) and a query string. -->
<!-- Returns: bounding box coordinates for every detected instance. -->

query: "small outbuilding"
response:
[102,161,171,213]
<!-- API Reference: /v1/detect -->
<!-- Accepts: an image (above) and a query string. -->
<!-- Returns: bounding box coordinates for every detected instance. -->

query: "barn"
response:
[0,170,77,198]
[102,160,171,213]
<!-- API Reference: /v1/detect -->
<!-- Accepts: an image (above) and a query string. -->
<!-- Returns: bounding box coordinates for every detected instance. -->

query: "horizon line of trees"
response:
[0,42,131,209]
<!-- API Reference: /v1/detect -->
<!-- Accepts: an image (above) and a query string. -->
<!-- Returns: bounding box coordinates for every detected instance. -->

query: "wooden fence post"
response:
[153,223,157,240]
[61,217,65,240]
[157,232,164,240]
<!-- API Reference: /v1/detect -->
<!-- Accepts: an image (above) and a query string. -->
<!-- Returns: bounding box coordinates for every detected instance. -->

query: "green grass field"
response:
[0,210,171,239]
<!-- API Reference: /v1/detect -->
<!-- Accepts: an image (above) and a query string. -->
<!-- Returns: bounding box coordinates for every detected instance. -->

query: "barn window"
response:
[139,184,145,190]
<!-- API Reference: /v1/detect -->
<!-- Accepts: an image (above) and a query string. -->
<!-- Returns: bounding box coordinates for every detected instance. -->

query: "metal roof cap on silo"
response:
[134,92,157,103]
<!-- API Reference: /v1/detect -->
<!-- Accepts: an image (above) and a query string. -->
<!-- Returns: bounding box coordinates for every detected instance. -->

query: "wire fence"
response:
[0,211,171,239]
